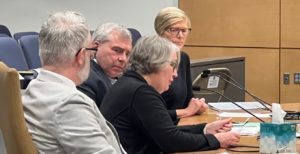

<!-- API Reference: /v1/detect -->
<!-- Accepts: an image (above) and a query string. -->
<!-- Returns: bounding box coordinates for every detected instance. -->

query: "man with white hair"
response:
[22,11,125,154]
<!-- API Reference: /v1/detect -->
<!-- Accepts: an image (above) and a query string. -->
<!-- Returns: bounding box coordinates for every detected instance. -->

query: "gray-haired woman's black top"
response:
[100,70,220,154]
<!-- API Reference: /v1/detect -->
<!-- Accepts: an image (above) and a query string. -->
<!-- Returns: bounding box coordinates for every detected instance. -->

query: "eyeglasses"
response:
[75,47,98,60]
[167,60,179,71]
[166,27,192,36]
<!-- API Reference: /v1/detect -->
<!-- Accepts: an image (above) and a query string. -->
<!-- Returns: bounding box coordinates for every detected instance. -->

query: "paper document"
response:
[232,122,260,136]
[208,101,270,111]
[219,112,271,118]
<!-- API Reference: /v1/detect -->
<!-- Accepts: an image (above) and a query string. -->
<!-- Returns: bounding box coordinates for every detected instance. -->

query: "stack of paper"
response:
[208,101,270,111]
[218,112,271,118]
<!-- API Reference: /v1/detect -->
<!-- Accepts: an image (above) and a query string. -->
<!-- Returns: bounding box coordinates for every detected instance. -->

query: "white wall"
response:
[0,0,178,35]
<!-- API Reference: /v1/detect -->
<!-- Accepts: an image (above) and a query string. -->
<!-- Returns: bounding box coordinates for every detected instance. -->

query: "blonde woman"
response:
[155,7,208,122]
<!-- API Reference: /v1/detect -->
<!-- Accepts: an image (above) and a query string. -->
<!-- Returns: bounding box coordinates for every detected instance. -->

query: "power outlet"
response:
[294,73,300,84]
[283,73,290,85]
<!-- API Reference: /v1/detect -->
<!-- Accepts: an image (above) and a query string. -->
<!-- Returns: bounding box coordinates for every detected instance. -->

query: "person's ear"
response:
[75,48,86,66]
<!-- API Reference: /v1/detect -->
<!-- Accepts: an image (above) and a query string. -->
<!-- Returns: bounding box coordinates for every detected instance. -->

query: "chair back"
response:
[0,61,37,154]
[0,34,9,37]
[0,25,12,37]
[192,67,231,102]
[0,37,28,70]
[19,35,41,69]
[127,28,141,47]
[13,31,39,42]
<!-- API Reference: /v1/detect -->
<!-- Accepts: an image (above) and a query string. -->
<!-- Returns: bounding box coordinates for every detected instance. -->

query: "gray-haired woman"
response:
[100,35,240,154]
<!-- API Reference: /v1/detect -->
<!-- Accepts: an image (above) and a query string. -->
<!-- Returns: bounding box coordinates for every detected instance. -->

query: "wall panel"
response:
[281,0,300,48]
[179,0,280,47]
[280,49,300,103]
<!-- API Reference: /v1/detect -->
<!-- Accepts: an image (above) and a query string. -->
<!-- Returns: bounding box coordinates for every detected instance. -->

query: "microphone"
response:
[192,86,265,122]
[202,68,272,112]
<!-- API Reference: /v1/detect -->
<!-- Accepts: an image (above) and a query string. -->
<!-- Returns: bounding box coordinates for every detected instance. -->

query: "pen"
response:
[233,117,250,126]
[242,117,250,126]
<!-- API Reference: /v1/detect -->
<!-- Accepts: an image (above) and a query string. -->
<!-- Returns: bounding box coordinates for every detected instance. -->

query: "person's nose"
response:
[172,69,178,78]
[177,30,184,38]
[118,53,127,61]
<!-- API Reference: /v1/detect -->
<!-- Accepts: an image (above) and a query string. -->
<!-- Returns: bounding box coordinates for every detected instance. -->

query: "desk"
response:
[177,103,300,153]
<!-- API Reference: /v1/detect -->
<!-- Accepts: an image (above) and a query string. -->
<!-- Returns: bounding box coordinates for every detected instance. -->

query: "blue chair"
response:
[13,31,39,42]
[0,25,12,37]
[0,37,28,70]
[19,35,41,69]
[0,34,9,37]
[127,28,141,47]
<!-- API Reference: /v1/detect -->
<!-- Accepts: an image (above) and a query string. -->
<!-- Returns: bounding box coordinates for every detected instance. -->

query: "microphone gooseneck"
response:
[219,74,272,112]
[192,86,265,122]
[202,69,272,112]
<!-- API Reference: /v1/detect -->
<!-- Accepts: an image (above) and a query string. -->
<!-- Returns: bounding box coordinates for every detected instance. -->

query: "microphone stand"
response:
[204,70,272,112]
[193,86,265,122]
[218,74,272,112]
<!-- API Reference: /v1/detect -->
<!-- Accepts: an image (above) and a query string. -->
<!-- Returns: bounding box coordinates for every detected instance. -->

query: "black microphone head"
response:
[202,69,211,75]
[201,70,211,78]
[192,86,201,91]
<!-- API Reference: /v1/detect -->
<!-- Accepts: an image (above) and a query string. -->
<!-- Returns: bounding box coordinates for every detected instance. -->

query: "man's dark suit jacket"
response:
[77,60,112,108]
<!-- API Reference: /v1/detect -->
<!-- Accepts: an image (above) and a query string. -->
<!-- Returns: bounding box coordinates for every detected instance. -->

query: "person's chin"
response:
[174,41,183,46]
[163,86,170,92]
[109,71,122,78]
[113,66,124,73]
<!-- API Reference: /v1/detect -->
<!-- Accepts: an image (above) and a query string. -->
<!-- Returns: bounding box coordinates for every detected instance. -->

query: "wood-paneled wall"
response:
[179,0,300,103]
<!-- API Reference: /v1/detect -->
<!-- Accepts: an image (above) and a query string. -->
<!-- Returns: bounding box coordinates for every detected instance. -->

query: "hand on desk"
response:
[205,118,241,148]
[214,132,240,148]
[195,98,209,114]
[177,98,209,118]
[205,118,233,134]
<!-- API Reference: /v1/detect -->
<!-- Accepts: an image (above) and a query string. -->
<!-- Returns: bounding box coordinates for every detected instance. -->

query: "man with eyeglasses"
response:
[22,11,126,154]
[78,23,132,108]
